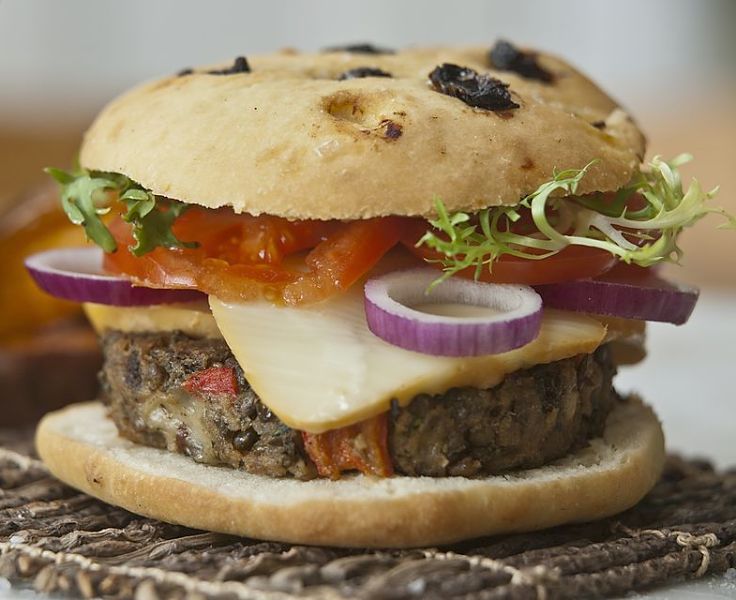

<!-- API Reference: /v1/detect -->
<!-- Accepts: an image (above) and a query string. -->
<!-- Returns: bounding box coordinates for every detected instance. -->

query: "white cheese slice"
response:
[209,290,607,433]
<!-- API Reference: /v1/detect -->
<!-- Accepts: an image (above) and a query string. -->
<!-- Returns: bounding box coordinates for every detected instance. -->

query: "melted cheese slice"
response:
[84,302,222,339]
[209,290,607,433]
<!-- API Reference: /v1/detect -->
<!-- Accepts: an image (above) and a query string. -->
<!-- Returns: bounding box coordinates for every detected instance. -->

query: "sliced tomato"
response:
[409,243,618,284]
[401,220,618,285]
[104,217,202,288]
[105,214,404,304]
[105,216,298,301]
[576,191,649,215]
[479,247,618,284]
[105,199,634,303]
[173,208,338,264]
[599,261,660,281]
[283,218,404,304]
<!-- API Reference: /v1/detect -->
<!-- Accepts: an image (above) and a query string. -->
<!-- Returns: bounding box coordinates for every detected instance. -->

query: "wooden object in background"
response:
[0,318,101,426]
[0,172,101,426]
[0,181,87,338]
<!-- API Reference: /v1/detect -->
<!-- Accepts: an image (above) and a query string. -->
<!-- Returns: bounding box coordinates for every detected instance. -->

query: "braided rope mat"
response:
[1,430,734,600]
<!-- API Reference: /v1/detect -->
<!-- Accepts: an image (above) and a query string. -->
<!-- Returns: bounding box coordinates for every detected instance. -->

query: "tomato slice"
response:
[599,261,660,281]
[173,208,338,264]
[105,214,404,304]
[105,216,299,302]
[482,247,618,284]
[104,200,637,303]
[405,241,617,284]
[104,218,203,287]
[283,218,404,304]
[401,220,618,285]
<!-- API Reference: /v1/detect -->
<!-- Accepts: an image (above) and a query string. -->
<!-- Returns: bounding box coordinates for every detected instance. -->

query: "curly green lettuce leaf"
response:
[46,167,118,252]
[46,167,197,256]
[418,155,734,282]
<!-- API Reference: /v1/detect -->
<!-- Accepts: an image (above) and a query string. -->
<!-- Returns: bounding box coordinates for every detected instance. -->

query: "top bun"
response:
[80,45,646,220]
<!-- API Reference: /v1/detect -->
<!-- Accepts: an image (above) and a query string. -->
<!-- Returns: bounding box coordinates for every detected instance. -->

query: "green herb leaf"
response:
[419,155,733,281]
[46,167,197,256]
[123,197,197,256]
[45,167,119,252]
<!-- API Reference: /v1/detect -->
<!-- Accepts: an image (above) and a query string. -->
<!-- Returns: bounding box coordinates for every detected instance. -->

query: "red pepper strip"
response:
[302,413,394,479]
[183,366,239,398]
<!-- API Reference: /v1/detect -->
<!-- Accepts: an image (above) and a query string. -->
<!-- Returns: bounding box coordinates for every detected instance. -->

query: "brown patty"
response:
[100,330,616,480]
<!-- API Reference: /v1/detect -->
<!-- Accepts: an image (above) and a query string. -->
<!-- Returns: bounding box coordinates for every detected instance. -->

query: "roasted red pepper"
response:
[183,366,239,397]
[302,413,394,479]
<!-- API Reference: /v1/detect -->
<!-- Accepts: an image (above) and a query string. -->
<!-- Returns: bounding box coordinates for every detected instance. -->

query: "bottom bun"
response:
[35,397,665,548]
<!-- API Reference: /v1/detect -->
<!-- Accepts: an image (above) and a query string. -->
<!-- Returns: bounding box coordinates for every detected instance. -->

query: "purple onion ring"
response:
[25,247,205,306]
[534,275,699,325]
[364,268,542,356]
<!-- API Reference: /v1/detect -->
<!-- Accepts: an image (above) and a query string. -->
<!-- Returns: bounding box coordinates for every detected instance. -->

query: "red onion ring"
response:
[364,268,543,356]
[25,247,206,306]
[534,272,699,325]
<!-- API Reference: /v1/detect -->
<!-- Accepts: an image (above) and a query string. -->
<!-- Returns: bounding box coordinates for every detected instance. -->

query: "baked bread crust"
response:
[79,46,646,220]
[36,397,664,548]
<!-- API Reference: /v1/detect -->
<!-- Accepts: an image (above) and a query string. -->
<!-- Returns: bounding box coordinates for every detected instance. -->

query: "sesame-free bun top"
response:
[80,45,646,220]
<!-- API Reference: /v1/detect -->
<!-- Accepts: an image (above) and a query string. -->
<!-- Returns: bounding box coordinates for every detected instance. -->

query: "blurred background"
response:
[0,0,734,460]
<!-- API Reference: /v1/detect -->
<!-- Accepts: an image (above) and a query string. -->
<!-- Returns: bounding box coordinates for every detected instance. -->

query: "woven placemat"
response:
[1,429,734,600]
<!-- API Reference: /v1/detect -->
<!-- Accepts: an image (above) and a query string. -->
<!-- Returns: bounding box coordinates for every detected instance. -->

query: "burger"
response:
[27,42,732,548]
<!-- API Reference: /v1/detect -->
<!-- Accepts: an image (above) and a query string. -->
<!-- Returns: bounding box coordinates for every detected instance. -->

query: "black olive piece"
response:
[592,120,606,129]
[489,40,554,83]
[380,119,403,140]
[176,56,251,77]
[323,43,395,55]
[207,56,251,75]
[233,427,259,452]
[428,63,520,111]
[338,67,392,81]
